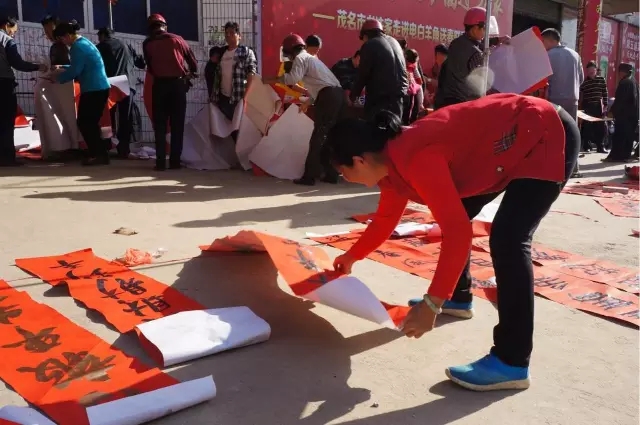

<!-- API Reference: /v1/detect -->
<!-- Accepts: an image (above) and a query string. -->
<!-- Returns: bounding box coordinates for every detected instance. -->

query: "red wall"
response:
[619,22,640,84]
[261,0,514,77]
[597,17,620,95]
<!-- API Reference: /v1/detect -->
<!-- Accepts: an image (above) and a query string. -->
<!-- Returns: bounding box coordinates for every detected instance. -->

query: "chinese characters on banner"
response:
[0,280,177,425]
[335,10,465,44]
[620,23,640,82]
[15,249,204,334]
[597,18,620,94]
[311,209,639,326]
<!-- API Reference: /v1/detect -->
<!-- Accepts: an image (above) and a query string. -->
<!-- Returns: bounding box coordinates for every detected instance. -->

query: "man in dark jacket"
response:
[0,17,46,166]
[97,27,134,158]
[330,50,359,91]
[350,19,408,120]
[605,62,639,163]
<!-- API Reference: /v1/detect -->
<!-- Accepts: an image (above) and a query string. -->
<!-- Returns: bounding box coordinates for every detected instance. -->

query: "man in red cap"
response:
[435,7,507,109]
[143,14,198,171]
[350,19,408,121]
[264,34,346,186]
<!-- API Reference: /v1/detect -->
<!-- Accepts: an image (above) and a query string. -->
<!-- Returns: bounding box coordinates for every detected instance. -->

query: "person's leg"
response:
[446,107,580,391]
[168,81,187,169]
[78,90,110,165]
[295,87,333,185]
[116,94,132,157]
[319,87,347,183]
[408,192,500,318]
[0,80,18,165]
[401,94,412,125]
[152,81,169,170]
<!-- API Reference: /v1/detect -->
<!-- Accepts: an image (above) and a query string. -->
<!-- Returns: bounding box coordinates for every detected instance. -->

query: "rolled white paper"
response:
[136,307,271,367]
[86,376,216,425]
[0,406,56,425]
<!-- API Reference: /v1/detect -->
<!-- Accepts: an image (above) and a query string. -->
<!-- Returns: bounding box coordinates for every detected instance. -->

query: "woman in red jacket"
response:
[327,93,579,392]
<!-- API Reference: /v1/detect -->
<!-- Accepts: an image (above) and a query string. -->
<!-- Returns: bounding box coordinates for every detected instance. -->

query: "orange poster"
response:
[200,231,410,327]
[15,249,204,333]
[0,280,177,425]
[595,198,639,218]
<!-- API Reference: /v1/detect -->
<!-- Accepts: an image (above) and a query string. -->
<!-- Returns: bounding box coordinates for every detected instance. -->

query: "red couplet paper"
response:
[15,249,204,334]
[313,227,639,326]
[0,280,177,425]
[199,231,410,326]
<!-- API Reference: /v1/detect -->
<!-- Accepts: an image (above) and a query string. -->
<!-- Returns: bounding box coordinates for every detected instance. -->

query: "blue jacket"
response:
[57,36,110,92]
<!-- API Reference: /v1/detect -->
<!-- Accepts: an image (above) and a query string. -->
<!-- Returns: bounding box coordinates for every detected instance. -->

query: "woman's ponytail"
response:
[370,110,402,150]
[70,19,81,32]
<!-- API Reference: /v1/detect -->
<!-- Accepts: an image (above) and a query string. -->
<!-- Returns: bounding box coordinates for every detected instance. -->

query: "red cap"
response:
[282,33,305,54]
[147,14,166,25]
[463,7,486,26]
[360,19,384,39]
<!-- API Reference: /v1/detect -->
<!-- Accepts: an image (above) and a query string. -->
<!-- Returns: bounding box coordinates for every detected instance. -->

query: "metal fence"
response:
[13,0,258,143]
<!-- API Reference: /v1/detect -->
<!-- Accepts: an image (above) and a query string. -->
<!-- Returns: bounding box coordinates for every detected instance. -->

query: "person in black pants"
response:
[0,17,45,166]
[605,62,639,163]
[54,21,111,165]
[143,14,198,170]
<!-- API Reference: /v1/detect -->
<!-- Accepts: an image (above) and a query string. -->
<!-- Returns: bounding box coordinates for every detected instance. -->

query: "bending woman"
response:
[54,21,111,165]
[327,93,579,391]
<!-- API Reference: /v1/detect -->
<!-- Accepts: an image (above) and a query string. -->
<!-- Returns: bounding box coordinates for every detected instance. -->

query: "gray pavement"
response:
[0,151,637,425]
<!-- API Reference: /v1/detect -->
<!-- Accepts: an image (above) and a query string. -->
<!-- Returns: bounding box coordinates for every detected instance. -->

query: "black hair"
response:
[53,20,80,38]
[97,27,113,37]
[224,21,240,34]
[405,48,419,64]
[290,45,305,56]
[541,28,561,42]
[305,34,322,47]
[586,60,597,69]
[326,111,403,166]
[435,43,448,55]
[209,46,222,57]
[398,38,408,50]
[0,16,17,28]
[464,21,486,33]
[41,15,58,26]
[353,50,360,57]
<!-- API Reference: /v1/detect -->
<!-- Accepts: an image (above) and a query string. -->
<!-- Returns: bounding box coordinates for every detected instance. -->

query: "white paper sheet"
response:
[136,307,271,367]
[235,115,264,170]
[303,276,396,329]
[305,231,351,239]
[249,104,313,180]
[392,222,435,237]
[489,28,552,95]
[86,376,216,425]
[475,202,500,223]
[577,110,613,122]
[181,106,238,170]
[244,75,282,134]
[14,122,42,152]
[0,406,55,425]
[108,75,130,97]
[209,101,243,139]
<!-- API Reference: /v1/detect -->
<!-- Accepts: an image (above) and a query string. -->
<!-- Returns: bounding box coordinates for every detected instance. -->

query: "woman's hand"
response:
[400,295,443,338]
[333,253,357,274]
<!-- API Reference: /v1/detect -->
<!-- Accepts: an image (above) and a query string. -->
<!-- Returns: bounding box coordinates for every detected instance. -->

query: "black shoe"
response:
[293,177,316,186]
[82,156,110,166]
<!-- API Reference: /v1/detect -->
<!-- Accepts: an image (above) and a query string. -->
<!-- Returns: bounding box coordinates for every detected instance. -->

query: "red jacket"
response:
[347,93,566,300]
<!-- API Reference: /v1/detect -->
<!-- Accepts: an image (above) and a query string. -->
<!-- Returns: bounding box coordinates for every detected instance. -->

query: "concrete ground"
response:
[0,152,638,425]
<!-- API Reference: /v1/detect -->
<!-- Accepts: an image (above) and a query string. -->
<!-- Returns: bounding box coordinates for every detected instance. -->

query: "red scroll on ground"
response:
[562,181,640,218]
[0,280,177,425]
[15,249,203,333]
[199,231,410,327]
[310,209,640,327]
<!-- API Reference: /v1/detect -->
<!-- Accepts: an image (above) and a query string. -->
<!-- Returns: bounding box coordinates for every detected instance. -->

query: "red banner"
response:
[0,280,176,425]
[577,0,603,67]
[260,0,513,81]
[597,17,620,95]
[620,23,640,83]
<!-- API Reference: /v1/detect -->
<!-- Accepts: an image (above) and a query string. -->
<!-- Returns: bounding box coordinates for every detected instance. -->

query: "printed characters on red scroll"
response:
[322,93,582,391]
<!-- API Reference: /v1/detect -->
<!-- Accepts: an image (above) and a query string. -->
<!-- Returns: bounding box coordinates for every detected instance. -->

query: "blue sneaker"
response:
[407,298,474,319]
[446,354,531,391]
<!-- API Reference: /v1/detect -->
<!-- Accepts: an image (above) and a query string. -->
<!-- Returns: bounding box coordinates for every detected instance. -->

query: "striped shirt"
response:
[580,75,608,107]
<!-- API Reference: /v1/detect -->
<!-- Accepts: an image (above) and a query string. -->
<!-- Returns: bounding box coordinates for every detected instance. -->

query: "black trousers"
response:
[152,78,188,166]
[363,95,404,122]
[609,118,637,161]
[580,102,606,152]
[0,79,17,163]
[448,107,580,368]
[77,89,110,158]
[303,86,347,180]
[110,90,133,156]
[216,94,239,142]
[402,94,419,125]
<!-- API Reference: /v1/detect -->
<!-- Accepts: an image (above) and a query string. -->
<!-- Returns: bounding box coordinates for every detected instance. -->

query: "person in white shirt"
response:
[265,33,347,186]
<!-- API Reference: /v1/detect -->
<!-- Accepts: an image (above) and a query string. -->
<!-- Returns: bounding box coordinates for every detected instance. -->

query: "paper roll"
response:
[0,406,56,425]
[86,376,216,425]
